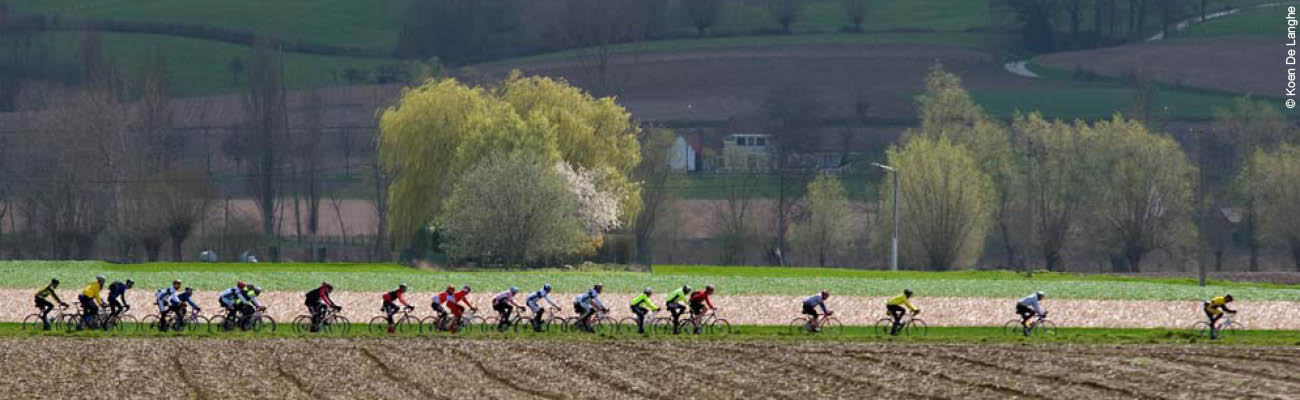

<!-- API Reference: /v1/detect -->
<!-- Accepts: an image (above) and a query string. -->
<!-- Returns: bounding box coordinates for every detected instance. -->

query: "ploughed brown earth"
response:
[1036,38,1280,96]
[5,338,1300,399]
[5,289,1299,329]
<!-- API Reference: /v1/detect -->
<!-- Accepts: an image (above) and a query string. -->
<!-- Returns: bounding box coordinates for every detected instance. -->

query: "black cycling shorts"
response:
[1015,304,1035,318]
[802,304,818,317]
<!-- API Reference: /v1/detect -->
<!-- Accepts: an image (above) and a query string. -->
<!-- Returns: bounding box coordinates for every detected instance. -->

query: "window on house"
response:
[736,137,746,146]
[756,137,766,146]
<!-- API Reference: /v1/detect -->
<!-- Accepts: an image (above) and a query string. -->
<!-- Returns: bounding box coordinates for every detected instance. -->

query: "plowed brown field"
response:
[4,338,1298,399]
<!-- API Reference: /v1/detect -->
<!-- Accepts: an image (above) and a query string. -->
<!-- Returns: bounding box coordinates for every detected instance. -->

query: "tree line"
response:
[997,0,1232,53]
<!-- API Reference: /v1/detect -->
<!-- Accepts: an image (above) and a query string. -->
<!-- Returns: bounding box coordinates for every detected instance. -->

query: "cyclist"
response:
[1016,291,1046,337]
[105,279,134,325]
[664,285,692,334]
[629,287,659,334]
[176,287,201,329]
[218,282,254,326]
[238,284,265,330]
[1203,294,1236,340]
[381,283,414,333]
[573,284,607,333]
[77,276,106,330]
[886,289,919,336]
[803,290,832,332]
[447,285,477,333]
[431,286,454,330]
[34,278,69,330]
[687,284,717,334]
[305,281,341,333]
[155,280,184,332]
[525,284,559,332]
[491,287,523,332]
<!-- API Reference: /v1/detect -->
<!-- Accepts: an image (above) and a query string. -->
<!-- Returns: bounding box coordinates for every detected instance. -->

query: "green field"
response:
[4,322,1298,345]
[1180,5,1289,38]
[4,261,1298,301]
[973,85,1246,120]
[2,32,395,96]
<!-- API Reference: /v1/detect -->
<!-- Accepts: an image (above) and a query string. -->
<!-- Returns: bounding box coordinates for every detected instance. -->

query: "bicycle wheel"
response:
[1033,320,1058,336]
[1188,321,1212,338]
[207,315,231,333]
[873,318,893,336]
[787,317,809,335]
[140,315,162,332]
[615,317,638,334]
[114,315,137,331]
[255,315,277,332]
[368,316,392,334]
[821,317,843,336]
[707,319,732,335]
[60,314,83,332]
[1220,320,1244,337]
[329,315,352,335]
[292,315,312,334]
[21,314,43,330]
[904,318,928,337]
[1003,320,1026,336]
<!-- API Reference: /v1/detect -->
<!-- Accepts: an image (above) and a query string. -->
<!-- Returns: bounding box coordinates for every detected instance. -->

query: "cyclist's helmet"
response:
[249,285,262,295]
[821,290,829,298]
[543,283,552,292]
[125,279,134,288]
[51,278,60,287]
[399,283,409,292]
[96,275,106,283]
[683,285,692,293]
[445,285,455,293]
[462,284,471,292]
[184,287,194,293]
[594,284,603,293]
[904,288,914,297]
[172,279,182,287]
[1225,294,1234,302]
[237,281,246,289]
[322,280,333,290]
[705,284,715,292]
[1035,291,1045,299]
[644,287,653,295]
[509,286,519,294]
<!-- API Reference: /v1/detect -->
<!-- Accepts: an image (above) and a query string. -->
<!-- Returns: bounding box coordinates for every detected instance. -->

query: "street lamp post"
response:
[873,163,899,271]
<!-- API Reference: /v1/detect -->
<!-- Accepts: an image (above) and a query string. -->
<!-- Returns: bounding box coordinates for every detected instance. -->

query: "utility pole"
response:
[873,163,899,271]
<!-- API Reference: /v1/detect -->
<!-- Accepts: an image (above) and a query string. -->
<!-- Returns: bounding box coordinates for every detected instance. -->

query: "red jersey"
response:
[689,291,715,309]
[452,290,471,307]
[435,292,452,305]
[382,289,409,306]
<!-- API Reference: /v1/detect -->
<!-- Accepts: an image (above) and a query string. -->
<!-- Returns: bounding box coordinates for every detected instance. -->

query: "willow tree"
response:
[378,72,641,248]
[1014,112,1097,271]
[1248,145,1300,270]
[906,64,1018,269]
[790,173,853,266]
[874,137,995,269]
[1212,97,1289,271]
[1090,116,1197,272]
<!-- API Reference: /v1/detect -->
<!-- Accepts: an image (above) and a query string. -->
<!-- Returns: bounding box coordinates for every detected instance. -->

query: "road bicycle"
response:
[514,306,563,333]
[140,306,200,332]
[682,309,732,335]
[1003,312,1057,337]
[448,309,484,334]
[788,313,843,335]
[873,310,927,337]
[21,304,68,330]
[1189,311,1242,339]
[66,304,134,332]
[567,308,616,333]
[651,308,693,334]
[293,307,348,334]
[616,310,660,334]
[481,305,530,333]
[211,307,277,333]
[368,306,419,334]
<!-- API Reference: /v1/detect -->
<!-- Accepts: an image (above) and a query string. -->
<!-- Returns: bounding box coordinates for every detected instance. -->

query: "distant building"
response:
[668,133,702,172]
[721,133,772,171]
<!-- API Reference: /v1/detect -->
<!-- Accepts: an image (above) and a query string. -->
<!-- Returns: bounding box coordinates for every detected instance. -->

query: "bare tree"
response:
[295,88,326,237]
[550,0,644,96]
[632,129,680,265]
[765,0,804,33]
[242,39,289,249]
[683,0,728,36]
[713,167,759,265]
[841,0,870,32]
[761,82,822,264]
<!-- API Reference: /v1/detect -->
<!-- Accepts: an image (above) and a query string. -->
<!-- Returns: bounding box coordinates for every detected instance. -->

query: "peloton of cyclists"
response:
[1203,294,1236,340]
[574,284,608,333]
[886,289,919,336]
[525,284,559,332]
[34,278,68,330]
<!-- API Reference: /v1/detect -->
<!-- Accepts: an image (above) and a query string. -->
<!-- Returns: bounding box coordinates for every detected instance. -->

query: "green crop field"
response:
[1180,5,1288,39]
[4,261,1298,301]
[972,86,1246,120]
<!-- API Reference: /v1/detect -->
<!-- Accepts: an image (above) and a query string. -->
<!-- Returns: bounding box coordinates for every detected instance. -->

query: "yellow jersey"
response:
[886,294,915,311]
[81,282,103,301]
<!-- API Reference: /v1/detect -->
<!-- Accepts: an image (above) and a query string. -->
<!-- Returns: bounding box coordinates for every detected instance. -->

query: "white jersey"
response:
[1018,294,1043,315]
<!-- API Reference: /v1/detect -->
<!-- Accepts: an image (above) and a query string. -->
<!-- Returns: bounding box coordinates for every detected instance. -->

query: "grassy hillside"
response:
[1180,4,1287,38]
[4,261,1298,300]
[973,86,1246,120]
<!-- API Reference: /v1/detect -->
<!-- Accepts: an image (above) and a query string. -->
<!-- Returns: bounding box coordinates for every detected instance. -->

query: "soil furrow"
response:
[527,345,672,400]
[448,346,562,400]
[612,342,790,400]
[938,351,1162,400]
[1147,354,1300,388]
[275,358,319,398]
[171,350,207,400]
[360,346,448,400]
[832,349,1047,399]
[729,343,944,400]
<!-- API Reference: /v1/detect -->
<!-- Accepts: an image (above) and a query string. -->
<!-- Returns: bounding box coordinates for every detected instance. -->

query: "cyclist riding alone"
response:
[688,284,717,334]
[1203,294,1236,340]
[381,283,414,333]
[305,281,342,333]
[573,284,608,333]
[664,285,692,334]
[447,285,477,333]
[106,279,134,322]
[491,287,522,332]
[77,276,106,330]
[525,284,559,333]
[34,278,69,330]
[802,290,833,332]
[1016,291,1047,337]
[629,287,660,334]
[155,280,184,332]
[886,289,920,336]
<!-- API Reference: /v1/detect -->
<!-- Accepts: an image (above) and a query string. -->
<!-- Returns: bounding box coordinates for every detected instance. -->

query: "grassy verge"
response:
[4,323,1298,346]
[4,261,1299,300]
